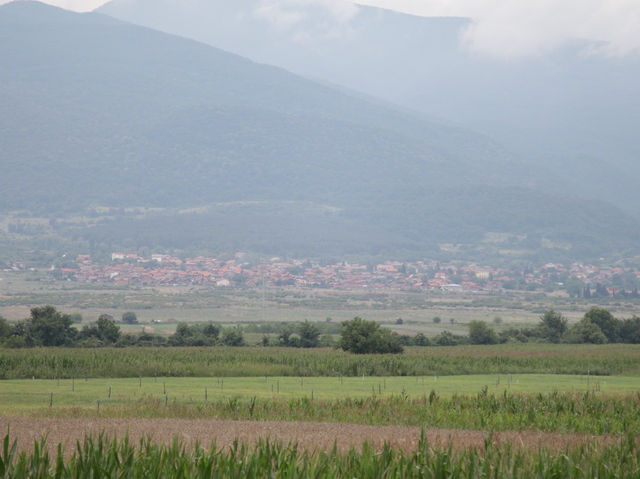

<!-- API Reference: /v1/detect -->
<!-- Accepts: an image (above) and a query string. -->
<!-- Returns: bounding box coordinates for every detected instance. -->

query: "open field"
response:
[0,418,624,457]
[1,374,638,411]
[2,376,640,435]
[0,347,639,476]
[3,273,640,335]
[1,331,639,476]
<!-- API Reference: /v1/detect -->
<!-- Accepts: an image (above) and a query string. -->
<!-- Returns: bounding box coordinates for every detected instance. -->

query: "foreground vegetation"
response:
[1,432,639,478]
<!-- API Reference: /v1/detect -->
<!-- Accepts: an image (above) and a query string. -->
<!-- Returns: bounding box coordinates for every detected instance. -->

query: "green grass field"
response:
[1,374,638,414]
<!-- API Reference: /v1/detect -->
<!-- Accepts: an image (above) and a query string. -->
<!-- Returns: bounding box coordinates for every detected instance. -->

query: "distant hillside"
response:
[99,0,640,217]
[1,1,639,262]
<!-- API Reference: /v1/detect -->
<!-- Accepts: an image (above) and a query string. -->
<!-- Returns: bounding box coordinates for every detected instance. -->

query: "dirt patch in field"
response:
[0,418,621,457]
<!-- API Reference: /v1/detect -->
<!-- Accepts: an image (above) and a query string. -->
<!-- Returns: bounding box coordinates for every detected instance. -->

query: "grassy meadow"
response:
[2,374,640,436]
[1,374,638,411]
[1,377,640,436]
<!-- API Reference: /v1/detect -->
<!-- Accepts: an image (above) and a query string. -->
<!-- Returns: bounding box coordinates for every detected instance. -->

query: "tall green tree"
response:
[537,310,568,343]
[337,317,403,354]
[566,321,607,344]
[202,323,220,339]
[619,316,640,343]
[298,320,320,348]
[27,305,76,346]
[97,314,121,343]
[583,308,619,343]
[0,315,11,339]
[468,320,498,345]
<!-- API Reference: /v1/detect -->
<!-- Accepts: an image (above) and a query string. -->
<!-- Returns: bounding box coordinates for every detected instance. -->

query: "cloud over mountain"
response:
[358,0,640,58]
[2,0,638,57]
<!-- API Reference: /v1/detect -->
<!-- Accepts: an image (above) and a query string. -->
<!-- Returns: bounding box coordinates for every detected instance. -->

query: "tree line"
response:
[455,308,640,346]
[335,308,640,353]
[0,307,330,349]
[0,306,246,348]
[1,306,638,352]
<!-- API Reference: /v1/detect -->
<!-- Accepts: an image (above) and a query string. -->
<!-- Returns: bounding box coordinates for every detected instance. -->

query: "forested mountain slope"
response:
[1,1,638,261]
[100,0,640,216]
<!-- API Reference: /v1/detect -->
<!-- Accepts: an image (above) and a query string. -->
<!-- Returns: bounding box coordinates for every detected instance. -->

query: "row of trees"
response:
[0,307,329,349]
[0,307,248,348]
[335,308,640,353]
[0,308,400,351]
[2,306,639,351]
[465,308,640,345]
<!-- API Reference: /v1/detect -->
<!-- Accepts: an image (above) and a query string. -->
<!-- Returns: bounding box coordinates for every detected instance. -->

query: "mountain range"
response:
[99,0,640,216]
[1,1,639,263]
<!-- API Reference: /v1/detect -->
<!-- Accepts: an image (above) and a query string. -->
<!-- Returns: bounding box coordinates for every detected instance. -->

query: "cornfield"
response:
[0,432,638,478]
[30,390,640,436]
[1,344,639,379]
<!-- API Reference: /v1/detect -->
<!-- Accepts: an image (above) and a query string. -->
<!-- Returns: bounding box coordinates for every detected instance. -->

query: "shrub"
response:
[222,327,245,346]
[468,321,498,345]
[122,312,138,324]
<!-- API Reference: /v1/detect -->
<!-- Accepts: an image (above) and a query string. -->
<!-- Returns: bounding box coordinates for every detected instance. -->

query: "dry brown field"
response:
[0,418,621,458]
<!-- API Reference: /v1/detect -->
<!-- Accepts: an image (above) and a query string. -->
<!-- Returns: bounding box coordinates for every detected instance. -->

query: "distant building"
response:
[442,284,463,292]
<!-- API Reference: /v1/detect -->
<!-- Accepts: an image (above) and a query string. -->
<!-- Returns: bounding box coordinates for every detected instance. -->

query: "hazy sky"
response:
[3,0,639,57]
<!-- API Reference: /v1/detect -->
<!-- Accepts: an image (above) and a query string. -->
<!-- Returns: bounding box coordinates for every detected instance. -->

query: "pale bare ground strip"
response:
[0,418,621,457]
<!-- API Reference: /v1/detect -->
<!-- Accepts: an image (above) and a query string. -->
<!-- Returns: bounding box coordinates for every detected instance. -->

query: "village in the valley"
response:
[17,253,639,297]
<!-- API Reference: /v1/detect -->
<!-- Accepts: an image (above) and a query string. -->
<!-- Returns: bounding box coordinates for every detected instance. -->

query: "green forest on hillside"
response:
[1,2,639,263]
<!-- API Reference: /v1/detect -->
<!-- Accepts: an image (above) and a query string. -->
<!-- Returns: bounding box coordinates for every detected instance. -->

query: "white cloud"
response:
[3,0,639,57]
[356,0,640,58]
[254,0,358,30]
[0,0,108,12]
[253,0,359,43]
[283,0,359,23]
[254,3,307,30]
